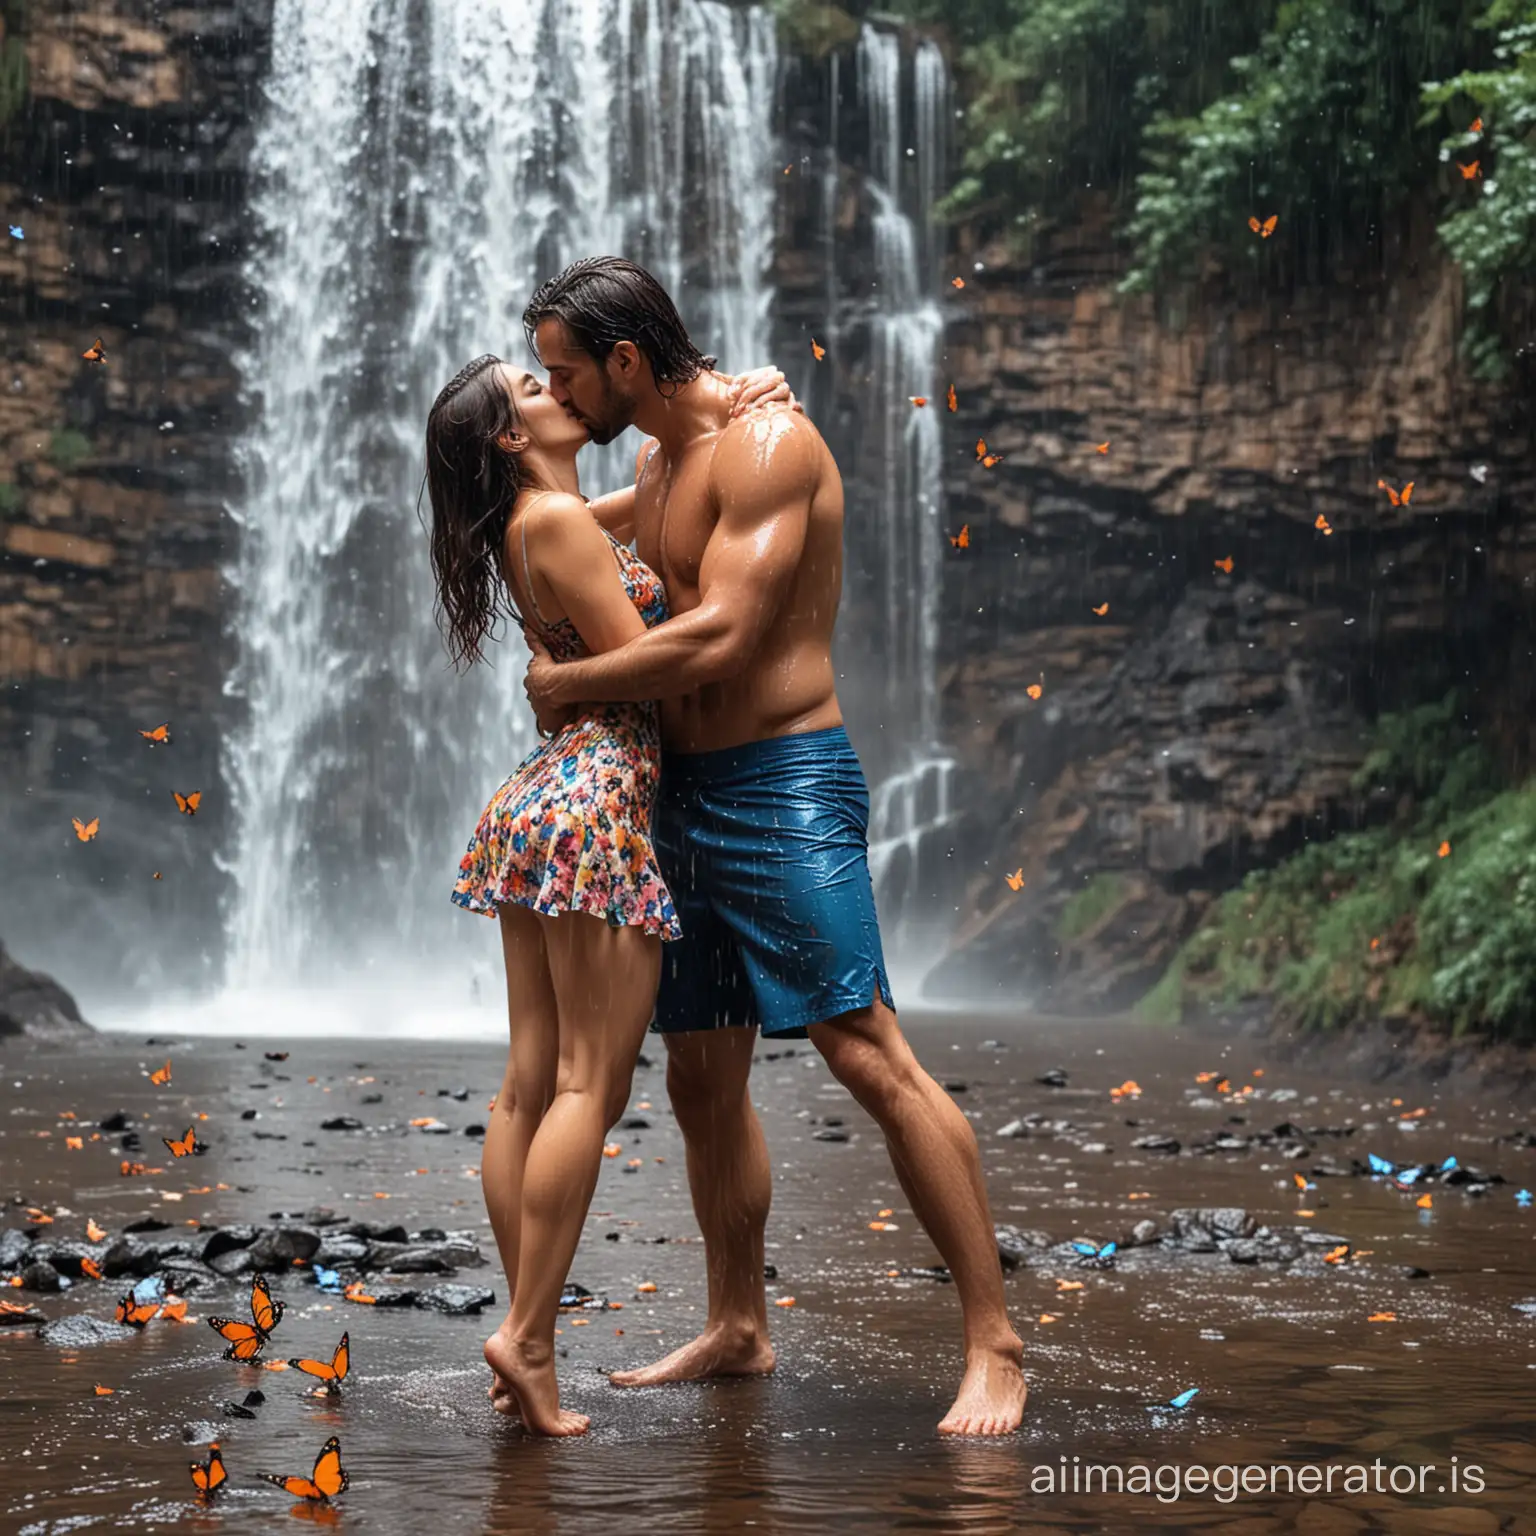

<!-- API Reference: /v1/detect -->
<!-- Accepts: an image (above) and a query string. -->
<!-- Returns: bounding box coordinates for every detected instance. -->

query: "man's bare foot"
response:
[608,1323,776,1388]
[483,1326,587,1436]
[936,1342,1027,1437]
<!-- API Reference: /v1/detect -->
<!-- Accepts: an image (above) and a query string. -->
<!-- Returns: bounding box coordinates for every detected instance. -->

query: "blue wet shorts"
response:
[651,725,895,1040]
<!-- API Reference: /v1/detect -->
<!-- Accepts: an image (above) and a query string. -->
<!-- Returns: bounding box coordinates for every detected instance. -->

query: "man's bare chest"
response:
[634,452,716,599]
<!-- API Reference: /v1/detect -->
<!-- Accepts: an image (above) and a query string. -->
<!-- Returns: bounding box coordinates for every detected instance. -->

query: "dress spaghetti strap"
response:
[519,512,551,632]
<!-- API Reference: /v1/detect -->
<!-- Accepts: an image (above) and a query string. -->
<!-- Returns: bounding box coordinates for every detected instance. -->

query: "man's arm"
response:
[527,411,817,708]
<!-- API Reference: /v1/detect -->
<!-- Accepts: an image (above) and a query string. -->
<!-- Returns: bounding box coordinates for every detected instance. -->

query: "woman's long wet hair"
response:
[523,255,716,395]
[423,354,526,672]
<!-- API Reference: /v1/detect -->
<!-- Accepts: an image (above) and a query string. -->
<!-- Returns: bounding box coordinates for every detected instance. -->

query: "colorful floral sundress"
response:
[450,515,682,941]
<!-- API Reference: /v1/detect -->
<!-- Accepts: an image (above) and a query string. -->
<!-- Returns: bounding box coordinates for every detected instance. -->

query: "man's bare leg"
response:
[807,995,1027,1436]
[609,1025,776,1387]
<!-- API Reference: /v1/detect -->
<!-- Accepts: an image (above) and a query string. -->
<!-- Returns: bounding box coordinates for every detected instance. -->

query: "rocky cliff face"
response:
[924,205,1536,1008]
[0,0,271,995]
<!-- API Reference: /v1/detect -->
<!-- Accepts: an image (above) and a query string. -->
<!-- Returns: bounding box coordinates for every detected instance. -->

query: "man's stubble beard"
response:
[584,372,638,446]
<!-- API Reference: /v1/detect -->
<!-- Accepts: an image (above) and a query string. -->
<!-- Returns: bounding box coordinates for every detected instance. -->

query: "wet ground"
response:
[2,1013,1534,1535]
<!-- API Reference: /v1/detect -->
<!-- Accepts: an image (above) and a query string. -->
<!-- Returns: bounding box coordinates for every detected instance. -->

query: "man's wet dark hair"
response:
[523,256,717,396]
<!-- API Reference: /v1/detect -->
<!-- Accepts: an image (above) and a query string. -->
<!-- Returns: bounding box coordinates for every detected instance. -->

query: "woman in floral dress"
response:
[423,349,791,1436]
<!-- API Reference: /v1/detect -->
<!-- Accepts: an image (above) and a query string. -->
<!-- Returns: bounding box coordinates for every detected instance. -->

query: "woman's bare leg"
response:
[481,903,559,1410]
[485,912,660,1436]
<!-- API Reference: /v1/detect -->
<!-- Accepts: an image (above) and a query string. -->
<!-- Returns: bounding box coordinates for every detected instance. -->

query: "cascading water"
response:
[214,0,777,1031]
[850,30,965,984]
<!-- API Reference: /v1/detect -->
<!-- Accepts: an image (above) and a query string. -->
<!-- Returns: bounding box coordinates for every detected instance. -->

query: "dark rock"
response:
[208,1248,257,1277]
[415,1228,447,1241]
[1170,1207,1255,1243]
[1223,1232,1301,1264]
[464,1124,485,1138]
[302,1207,342,1227]
[905,1265,954,1282]
[943,1080,969,1093]
[22,1259,62,1291]
[1403,1266,1432,1280]
[355,1222,409,1244]
[200,1225,259,1263]
[248,1226,321,1267]
[161,1260,220,1293]
[120,1133,142,1151]
[620,1116,652,1130]
[102,1236,160,1278]
[320,1116,364,1131]
[1129,1219,1161,1247]
[635,1054,654,1069]
[36,1316,139,1346]
[994,1225,1051,1270]
[40,1241,102,1279]
[1036,1068,1070,1088]
[122,1216,172,1234]
[763,1263,778,1279]
[373,1246,453,1274]
[415,1283,495,1315]
[0,939,93,1038]
[812,1129,849,1143]
[315,1236,369,1268]
[98,1112,130,1132]
[360,1093,383,1104]
[223,1401,259,1419]
[442,1088,470,1101]
[360,1285,418,1307]
[251,1131,286,1141]
[240,1110,259,1120]
[1133,1134,1181,1153]
[0,1227,33,1268]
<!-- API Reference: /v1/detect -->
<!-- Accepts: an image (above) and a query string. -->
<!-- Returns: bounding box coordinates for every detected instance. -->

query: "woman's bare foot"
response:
[936,1341,1027,1436]
[484,1325,588,1436]
[608,1322,776,1388]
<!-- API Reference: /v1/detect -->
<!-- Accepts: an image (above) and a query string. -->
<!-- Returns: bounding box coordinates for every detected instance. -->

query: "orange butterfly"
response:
[810,339,826,361]
[172,790,201,815]
[163,1126,201,1157]
[1214,556,1234,574]
[72,816,100,842]
[908,396,928,408]
[115,1293,161,1327]
[208,1273,285,1362]
[1004,870,1025,891]
[342,1280,377,1306]
[190,1443,228,1497]
[1469,117,1483,134]
[87,1218,107,1243]
[1026,681,1043,701]
[1458,160,1481,180]
[1416,1193,1433,1209]
[81,1257,103,1280]
[81,337,107,364]
[1377,478,1414,506]
[1092,602,1109,616]
[946,384,957,412]
[119,1160,163,1176]
[139,723,171,744]
[975,438,1004,468]
[260,1435,348,1503]
[152,872,162,880]
[158,1296,188,1321]
[1438,840,1451,858]
[951,276,966,289]
[1095,442,1109,454]
[150,1060,172,1085]
[1315,514,1333,536]
[949,525,970,550]
[94,1384,114,1395]
[1248,215,1278,238]
[289,1330,349,1393]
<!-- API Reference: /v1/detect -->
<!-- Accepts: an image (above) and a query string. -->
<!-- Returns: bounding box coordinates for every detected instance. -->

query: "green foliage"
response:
[48,429,93,471]
[1120,0,1481,296]
[0,0,30,132]
[770,0,860,59]
[1421,0,1536,377]
[0,481,20,516]
[1058,870,1132,940]
[1137,704,1536,1042]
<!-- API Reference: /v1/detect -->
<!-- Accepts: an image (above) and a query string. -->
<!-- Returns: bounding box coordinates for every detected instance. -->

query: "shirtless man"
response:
[520,256,1026,1436]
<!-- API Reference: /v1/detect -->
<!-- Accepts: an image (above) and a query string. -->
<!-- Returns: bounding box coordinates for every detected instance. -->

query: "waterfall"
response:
[215,0,777,1029]
[852,30,964,984]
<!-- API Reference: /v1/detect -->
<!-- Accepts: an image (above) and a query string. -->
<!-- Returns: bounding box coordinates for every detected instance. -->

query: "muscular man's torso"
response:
[633,408,845,754]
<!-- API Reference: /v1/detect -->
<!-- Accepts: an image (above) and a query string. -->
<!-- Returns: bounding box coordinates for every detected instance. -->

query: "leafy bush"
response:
[1137,700,1536,1042]
[48,429,92,471]
[1421,0,1536,378]
[1057,870,1132,940]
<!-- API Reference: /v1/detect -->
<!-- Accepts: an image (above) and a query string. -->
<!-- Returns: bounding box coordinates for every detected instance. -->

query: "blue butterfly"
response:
[313,1265,343,1293]
[131,1274,166,1305]
[8,226,22,240]
[1072,1239,1117,1268]
[1440,1155,1458,1172]
[1517,1189,1532,1207]
[1394,1165,1424,1186]
[1168,1387,1200,1410]
[1367,1153,1395,1176]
